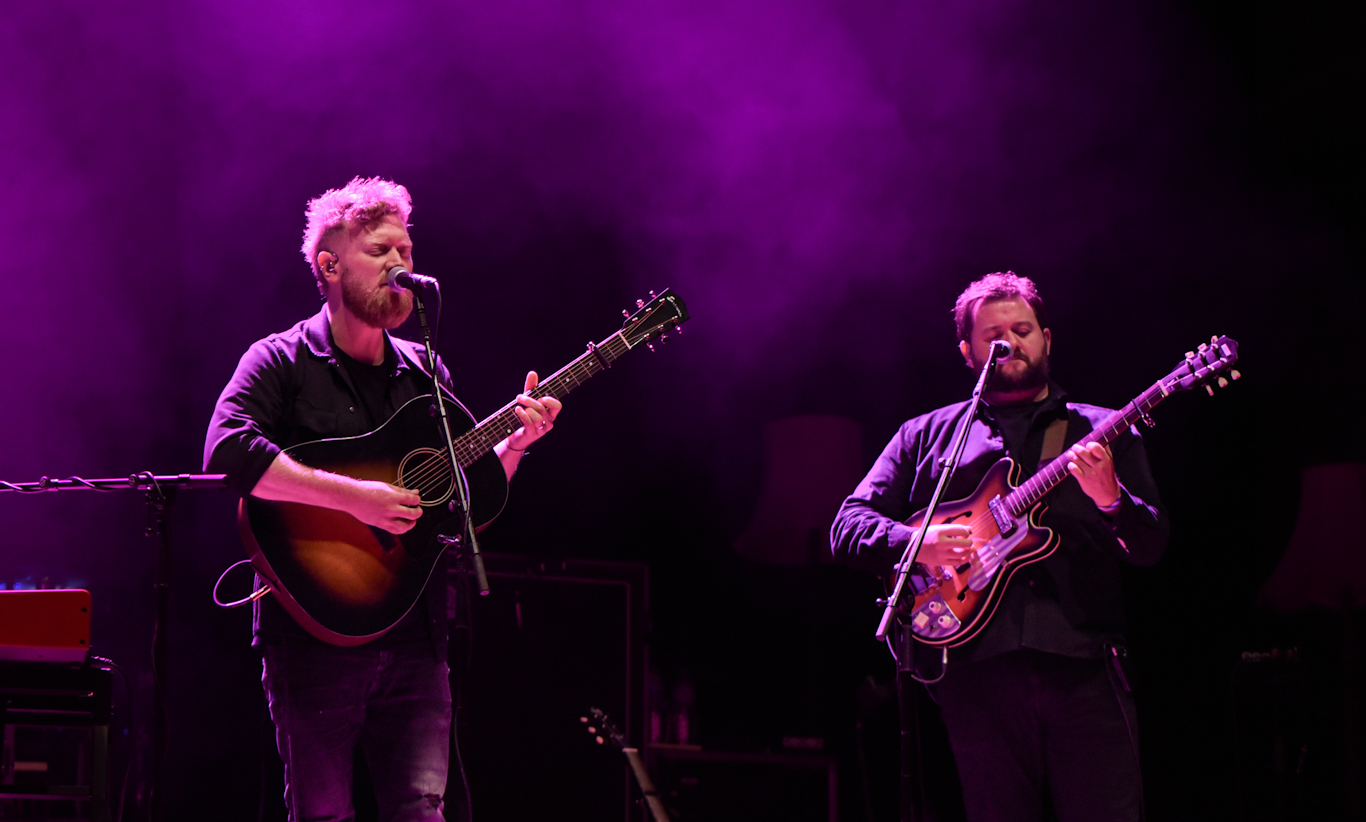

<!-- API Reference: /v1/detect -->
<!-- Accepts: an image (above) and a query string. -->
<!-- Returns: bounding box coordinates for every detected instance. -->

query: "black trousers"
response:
[929,648,1142,822]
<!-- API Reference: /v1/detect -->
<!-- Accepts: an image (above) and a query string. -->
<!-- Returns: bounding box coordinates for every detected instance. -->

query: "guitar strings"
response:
[393,332,636,501]
[927,403,1146,570]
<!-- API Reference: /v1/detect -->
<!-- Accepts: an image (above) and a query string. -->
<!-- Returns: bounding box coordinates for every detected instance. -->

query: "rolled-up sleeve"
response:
[203,340,290,497]
[1104,425,1169,567]
[830,424,921,574]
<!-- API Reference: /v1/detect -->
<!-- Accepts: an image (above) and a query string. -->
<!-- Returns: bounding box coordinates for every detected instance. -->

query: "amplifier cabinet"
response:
[450,554,648,822]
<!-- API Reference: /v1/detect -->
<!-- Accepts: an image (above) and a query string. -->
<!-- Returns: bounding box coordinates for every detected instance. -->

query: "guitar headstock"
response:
[621,289,689,351]
[580,706,628,750]
[1163,335,1241,396]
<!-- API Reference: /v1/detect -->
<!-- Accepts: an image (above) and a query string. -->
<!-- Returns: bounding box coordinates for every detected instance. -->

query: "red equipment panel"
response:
[0,589,92,663]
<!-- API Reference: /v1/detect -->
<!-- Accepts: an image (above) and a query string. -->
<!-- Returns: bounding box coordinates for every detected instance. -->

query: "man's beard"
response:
[341,271,413,330]
[982,352,1050,398]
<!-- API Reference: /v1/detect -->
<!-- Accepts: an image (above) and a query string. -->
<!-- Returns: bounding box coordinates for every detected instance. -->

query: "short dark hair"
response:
[953,271,1047,342]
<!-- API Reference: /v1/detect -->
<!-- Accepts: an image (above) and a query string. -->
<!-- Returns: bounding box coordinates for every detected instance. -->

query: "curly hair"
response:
[301,177,413,295]
[952,271,1047,342]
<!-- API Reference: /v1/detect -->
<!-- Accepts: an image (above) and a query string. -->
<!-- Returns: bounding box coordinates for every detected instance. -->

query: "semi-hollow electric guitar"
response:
[238,290,688,646]
[901,335,1239,647]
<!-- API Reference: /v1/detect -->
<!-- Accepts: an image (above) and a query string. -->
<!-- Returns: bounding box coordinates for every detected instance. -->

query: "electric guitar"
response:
[582,707,672,822]
[901,335,1239,646]
[237,290,689,646]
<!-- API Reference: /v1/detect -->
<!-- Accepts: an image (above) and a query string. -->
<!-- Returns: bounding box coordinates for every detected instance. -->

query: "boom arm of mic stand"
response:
[874,354,999,641]
[412,289,491,595]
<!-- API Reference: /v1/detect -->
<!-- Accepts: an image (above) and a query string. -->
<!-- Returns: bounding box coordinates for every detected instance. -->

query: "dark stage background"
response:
[2,0,1362,819]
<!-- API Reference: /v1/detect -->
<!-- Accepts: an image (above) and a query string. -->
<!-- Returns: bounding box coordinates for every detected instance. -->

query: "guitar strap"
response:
[1038,416,1069,471]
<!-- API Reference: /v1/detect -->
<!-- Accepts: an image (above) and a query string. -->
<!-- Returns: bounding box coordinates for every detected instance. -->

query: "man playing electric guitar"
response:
[830,272,1168,822]
[204,177,561,821]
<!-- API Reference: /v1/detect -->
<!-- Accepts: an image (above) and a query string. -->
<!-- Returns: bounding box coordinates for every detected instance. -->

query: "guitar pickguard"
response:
[965,512,1032,590]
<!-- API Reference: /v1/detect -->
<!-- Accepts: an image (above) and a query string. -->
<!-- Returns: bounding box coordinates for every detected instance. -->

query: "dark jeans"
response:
[932,649,1142,822]
[261,640,452,822]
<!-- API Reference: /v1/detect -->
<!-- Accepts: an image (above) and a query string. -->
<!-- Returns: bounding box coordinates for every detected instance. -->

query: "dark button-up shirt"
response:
[204,308,459,657]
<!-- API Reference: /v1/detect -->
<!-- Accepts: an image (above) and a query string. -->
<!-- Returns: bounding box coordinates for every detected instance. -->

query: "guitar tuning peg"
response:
[636,298,645,309]
[1204,385,1215,396]
[1210,334,1219,344]
[659,334,668,344]
[675,325,683,334]
[622,309,630,319]
[1185,351,1195,359]
[649,290,657,300]
[1217,377,1229,388]
[1230,369,1241,381]
[595,735,605,745]
[1197,342,1208,352]
[647,343,655,352]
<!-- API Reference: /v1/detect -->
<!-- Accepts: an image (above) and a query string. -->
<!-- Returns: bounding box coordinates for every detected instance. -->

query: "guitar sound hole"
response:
[399,448,455,508]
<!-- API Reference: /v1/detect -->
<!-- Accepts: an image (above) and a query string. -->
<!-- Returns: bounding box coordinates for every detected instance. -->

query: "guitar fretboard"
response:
[448,330,633,468]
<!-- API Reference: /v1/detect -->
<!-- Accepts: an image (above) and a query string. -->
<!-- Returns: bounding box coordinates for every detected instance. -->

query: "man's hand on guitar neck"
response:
[496,370,564,479]
[1065,441,1122,512]
[251,452,424,535]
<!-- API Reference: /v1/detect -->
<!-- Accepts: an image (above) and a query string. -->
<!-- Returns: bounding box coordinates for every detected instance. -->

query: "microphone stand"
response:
[410,287,490,595]
[874,344,1005,642]
[870,341,1005,822]
[0,471,229,822]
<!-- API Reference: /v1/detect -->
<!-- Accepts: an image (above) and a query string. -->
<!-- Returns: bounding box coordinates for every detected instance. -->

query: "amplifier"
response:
[0,589,92,663]
[450,554,648,822]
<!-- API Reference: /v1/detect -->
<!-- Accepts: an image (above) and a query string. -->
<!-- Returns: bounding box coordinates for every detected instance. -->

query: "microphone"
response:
[990,340,1014,361]
[386,267,439,292]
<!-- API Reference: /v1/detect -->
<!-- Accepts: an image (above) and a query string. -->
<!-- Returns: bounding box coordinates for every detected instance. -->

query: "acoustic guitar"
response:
[901,336,1239,646]
[238,290,688,646]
